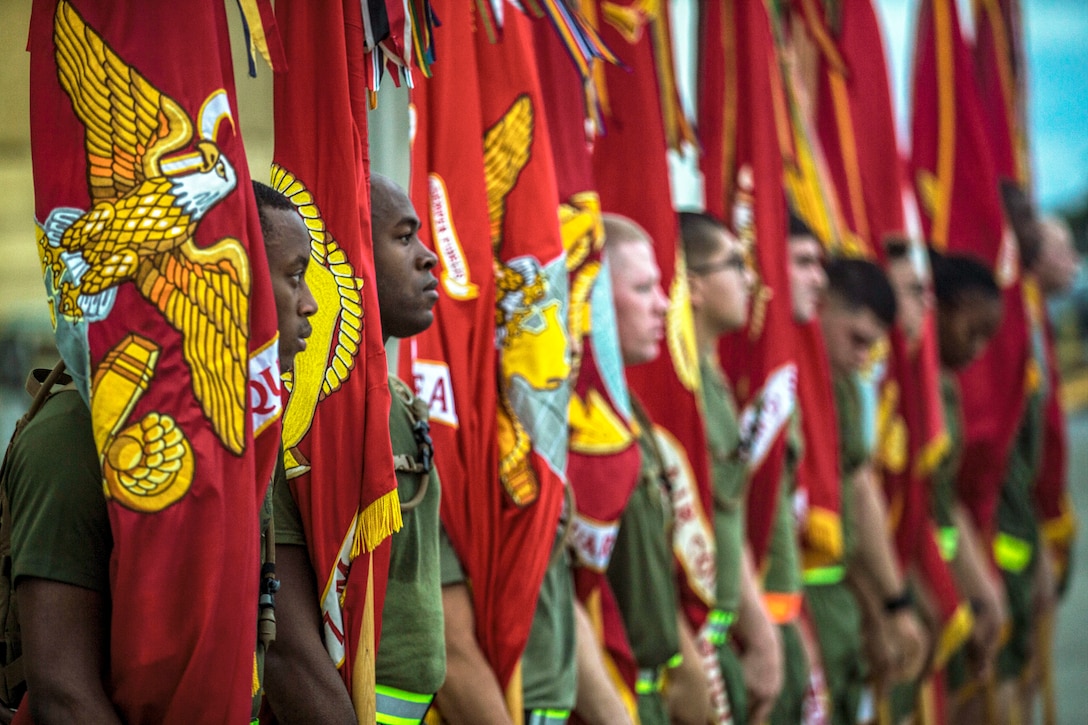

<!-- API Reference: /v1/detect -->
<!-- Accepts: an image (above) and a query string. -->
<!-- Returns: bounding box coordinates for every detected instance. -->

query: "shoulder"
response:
[9,391,96,485]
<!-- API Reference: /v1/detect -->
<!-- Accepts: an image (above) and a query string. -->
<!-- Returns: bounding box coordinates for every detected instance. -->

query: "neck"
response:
[694,315,721,359]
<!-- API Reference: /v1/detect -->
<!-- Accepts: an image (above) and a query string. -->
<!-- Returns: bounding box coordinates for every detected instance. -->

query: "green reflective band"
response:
[527,708,571,725]
[666,652,684,669]
[993,532,1033,574]
[704,609,736,647]
[635,666,667,694]
[802,565,845,586]
[937,526,960,562]
[375,683,434,724]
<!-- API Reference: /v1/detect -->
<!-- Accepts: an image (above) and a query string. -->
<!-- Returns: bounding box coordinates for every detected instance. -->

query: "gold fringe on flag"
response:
[351,487,404,559]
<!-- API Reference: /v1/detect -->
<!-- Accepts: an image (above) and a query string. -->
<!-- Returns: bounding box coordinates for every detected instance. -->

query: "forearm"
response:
[734,547,776,647]
[263,545,357,724]
[951,505,998,598]
[573,599,631,725]
[850,465,906,599]
[667,613,710,725]
[436,584,512,725]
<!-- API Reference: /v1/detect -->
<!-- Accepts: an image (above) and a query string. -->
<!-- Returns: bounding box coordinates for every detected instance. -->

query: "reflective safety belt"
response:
[635,666,667,695]
[702,608,736,647]
[993,532,1033,574]
[801,564,845,586]
[375,684,434,725]
[937,526,960,562]
[762,592,803,625]
[526,708,571,725]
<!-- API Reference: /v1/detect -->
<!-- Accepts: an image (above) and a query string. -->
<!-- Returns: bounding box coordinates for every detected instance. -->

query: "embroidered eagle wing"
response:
[54,0,193,203]
[136,240,252,454]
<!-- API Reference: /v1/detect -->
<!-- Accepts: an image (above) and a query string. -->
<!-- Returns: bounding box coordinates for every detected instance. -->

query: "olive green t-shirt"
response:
[8,390,110,593]
[995,386,1044,547]
[833,374,867,562]
[699,354,746,616]
[275,376,446,695]
[932,373,962,532]
[519,544,577,711]
[763,410,803,595]
[605,401,680,668]
[8,389,276,719]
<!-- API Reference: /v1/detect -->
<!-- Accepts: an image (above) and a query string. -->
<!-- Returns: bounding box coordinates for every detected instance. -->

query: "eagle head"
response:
[170,142,238,220]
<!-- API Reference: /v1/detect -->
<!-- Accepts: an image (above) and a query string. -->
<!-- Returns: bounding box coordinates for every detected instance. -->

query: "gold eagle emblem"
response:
[40,1,251,454]
[270,164,365,478]
[484,94,571,506]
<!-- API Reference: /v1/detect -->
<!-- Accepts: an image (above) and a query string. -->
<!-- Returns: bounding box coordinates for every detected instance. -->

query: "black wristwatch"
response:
[883,588,913,614]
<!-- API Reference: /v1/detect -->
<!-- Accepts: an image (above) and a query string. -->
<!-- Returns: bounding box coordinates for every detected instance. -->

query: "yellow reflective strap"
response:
[375,683,434,724]
[802,564,845,586]
[635,666,667,694]
[937,526,960,562]
[526,708,572,725]
[993,532,1033,573]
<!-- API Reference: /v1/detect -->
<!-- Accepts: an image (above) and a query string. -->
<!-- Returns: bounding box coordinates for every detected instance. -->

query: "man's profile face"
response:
[1034,219,1080,296]
[937,292,1002,370]
[372,178,438,340]
[887,256,931,347]
[264,207,317,372]
[609,238,668,366]
[689,228,753,334]
[788,235,826,324]
[820,296,887,375]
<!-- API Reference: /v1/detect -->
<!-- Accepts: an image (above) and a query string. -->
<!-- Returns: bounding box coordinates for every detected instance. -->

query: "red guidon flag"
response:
[408,1,570,698]
[592,0,715,643]
[769,4,847,573]
[592,4,728,719]
[910,0,1029,537]
[701,0,798,566]
[29,1,280,720]
[797,0,971,662]
[534,14,643,711]
[272,0,403,714]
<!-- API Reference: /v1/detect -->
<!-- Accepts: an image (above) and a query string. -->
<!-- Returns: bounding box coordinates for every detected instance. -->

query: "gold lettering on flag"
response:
[428,174,479,300]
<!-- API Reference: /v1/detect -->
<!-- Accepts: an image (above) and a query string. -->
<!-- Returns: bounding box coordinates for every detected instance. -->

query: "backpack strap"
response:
[388,377,434,513]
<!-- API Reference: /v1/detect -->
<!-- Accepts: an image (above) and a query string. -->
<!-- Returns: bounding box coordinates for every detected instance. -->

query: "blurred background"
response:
[0,0,1085,718]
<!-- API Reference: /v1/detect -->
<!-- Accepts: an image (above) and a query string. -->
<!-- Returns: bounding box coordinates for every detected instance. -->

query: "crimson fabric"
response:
[591,1,715,632]
[534,15,642,693]
[700,0,797,565]
[801,0,961,618]
[973,0,1028,185]
[408,2,568,690]
[910,0,1029,538]
[28,1,280,720]
[273,0,401,696]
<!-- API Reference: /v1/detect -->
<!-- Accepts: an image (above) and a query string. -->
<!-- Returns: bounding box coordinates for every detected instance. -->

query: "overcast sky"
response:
[875,0,1088,212]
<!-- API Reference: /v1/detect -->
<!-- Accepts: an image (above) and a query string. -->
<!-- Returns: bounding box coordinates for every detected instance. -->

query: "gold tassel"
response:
[351,488,404,559]
[932,602,974,670]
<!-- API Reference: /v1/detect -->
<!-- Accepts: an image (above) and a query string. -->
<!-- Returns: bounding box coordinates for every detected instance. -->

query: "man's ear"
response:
[687,273,704,310]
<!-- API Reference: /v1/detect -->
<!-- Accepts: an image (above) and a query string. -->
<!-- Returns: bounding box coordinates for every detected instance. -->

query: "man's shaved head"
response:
[603,213,653,250]
[370,173,402,227]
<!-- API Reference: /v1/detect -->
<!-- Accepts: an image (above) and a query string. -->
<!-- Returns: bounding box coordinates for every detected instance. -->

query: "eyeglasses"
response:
[689,254,748,276]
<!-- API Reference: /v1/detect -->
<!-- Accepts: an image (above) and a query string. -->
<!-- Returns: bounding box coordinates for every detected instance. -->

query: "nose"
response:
[299,277,318,317]
[813,265,828,292]
[653,284,669,316]
[416,239,437,270]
